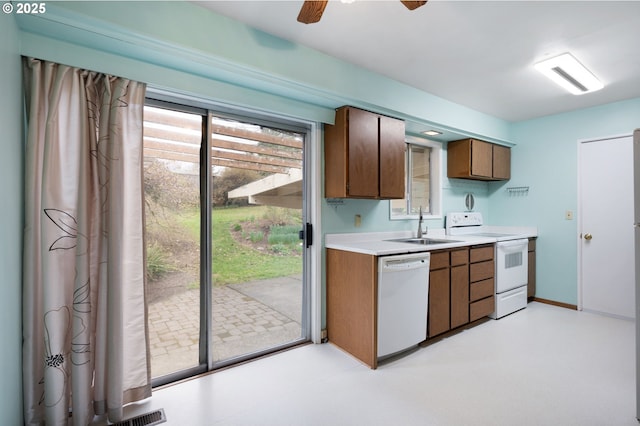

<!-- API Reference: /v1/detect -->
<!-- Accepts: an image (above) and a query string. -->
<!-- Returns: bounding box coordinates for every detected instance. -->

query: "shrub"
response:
[249,231,264,243]
[268,224,300,245]
[268,233,299,245]
[146,242,173,281]
[269,224,300,235]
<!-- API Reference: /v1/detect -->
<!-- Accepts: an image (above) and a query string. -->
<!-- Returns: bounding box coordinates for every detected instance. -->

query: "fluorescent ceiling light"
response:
[535,53,603,95]
[422,130,442,136]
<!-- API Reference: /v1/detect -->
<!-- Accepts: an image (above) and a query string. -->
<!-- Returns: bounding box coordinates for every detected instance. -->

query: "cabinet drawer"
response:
[470,245,494,263]
[450,248,469,266]
[430,251,449,270]
[470,278,494,302]
[470,260,494,282]
[470,296,495,322]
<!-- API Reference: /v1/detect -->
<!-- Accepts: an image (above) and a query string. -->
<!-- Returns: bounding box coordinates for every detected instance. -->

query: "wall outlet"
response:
[565,210,574,220]
[355,214,362,227]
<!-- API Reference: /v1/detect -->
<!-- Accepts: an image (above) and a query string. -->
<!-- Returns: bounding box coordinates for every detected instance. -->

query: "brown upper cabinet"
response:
[447,138,511,181]
[325,106,405,199]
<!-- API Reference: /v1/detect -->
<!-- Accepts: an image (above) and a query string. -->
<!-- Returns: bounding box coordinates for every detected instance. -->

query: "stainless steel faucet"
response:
[417,206,425,238]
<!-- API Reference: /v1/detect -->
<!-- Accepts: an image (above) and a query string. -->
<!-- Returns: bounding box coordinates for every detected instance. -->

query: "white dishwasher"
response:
[377,252,430,358]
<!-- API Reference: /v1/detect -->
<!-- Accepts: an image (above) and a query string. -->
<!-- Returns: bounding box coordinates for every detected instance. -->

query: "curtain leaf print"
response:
[44,209,79,251]
[72,281,91,366]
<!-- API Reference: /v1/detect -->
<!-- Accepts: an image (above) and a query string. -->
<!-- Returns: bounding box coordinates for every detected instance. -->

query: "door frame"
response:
[309,122,322,344]
[145,91,323,386]
[577,133,633,314]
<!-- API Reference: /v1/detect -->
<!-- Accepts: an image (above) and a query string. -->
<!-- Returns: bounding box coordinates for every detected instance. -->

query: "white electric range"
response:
[446,212,530,319]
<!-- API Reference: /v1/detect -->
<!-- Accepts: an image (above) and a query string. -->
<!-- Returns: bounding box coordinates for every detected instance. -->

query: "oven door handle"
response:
[497,239,528,250]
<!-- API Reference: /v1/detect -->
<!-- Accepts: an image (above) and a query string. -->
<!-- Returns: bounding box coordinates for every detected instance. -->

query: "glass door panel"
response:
[209,113,306,364]
[143,105,203,378]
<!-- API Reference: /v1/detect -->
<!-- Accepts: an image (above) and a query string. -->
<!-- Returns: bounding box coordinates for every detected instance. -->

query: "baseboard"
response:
[532,297,578,310]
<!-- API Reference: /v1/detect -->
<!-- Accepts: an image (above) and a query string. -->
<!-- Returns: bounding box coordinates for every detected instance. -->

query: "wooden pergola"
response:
[143,106,303,208]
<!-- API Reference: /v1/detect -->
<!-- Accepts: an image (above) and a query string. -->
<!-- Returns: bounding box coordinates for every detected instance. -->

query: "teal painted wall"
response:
[0,13,24,425]
[321,160,493,234]
[489,98,640,305]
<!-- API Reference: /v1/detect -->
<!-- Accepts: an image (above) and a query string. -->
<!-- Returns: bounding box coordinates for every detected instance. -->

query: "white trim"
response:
[309,123,323,344]
[633,128,640,421]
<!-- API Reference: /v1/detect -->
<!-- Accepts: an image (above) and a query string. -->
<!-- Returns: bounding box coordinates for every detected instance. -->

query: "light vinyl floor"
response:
[124,302,637,426]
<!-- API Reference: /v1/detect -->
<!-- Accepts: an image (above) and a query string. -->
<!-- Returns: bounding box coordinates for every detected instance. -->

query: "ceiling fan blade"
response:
[297,1,328,24]
[400,1,427,11]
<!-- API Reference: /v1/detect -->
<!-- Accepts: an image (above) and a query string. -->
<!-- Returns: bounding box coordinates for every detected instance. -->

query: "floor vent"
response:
[111,409,166,426]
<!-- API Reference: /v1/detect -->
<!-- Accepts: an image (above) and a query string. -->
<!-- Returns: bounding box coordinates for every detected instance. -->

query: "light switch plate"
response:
[565,210,574,220]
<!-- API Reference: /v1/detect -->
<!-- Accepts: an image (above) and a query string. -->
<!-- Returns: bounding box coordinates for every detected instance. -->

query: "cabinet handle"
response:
[584,233,593,240]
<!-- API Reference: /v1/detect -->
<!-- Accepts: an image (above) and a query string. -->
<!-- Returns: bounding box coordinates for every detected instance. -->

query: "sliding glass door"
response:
[143,100,310,383]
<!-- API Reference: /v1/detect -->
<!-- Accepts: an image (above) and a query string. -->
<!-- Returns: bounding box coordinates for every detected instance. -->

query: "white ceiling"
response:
[195,0,640,123]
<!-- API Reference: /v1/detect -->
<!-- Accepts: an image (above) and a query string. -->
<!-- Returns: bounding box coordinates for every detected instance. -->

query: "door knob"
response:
[584,233,593,240]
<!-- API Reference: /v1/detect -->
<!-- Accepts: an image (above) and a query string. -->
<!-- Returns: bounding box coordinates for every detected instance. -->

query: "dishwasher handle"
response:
[380,256,430,272]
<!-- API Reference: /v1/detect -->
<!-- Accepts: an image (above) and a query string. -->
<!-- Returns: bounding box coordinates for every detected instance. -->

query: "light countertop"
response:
[325,227,537,256]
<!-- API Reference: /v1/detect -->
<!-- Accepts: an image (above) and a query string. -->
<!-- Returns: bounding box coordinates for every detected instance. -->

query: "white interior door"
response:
[579,135,635,319]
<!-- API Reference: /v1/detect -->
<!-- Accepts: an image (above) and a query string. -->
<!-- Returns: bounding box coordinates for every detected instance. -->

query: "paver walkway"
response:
[148,278,302,377]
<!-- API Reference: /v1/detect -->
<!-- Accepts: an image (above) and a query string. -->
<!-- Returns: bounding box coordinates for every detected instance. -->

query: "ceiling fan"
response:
[297,1,427,24]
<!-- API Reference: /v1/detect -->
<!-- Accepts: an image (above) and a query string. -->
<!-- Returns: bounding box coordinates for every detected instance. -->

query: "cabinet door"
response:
[471,139,493,178]
[324,108,348,198]
[347,108,379,197]
[450,264,469,329]
[379,115,405,199]
[446,139,470,179]
[428,268,450,337]
[492,144,511,180]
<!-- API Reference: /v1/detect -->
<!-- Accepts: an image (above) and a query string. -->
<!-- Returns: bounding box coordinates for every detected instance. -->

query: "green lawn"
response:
[178,205,303,286]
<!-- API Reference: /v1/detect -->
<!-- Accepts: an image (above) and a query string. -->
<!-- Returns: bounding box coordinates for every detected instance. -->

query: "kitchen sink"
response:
[386,238,461,245]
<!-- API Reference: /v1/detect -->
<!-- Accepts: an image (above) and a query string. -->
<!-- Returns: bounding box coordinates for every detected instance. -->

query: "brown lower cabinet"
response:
[428,248,470,337]
[326,248,378,368]
[326,244,496,368]
[428,244,495,338]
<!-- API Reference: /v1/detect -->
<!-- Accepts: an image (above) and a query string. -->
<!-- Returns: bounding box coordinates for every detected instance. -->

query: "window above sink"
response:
[390,135,442,221]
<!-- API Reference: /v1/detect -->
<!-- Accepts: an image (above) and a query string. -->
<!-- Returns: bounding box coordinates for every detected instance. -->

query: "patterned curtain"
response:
[22,58,151,425]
